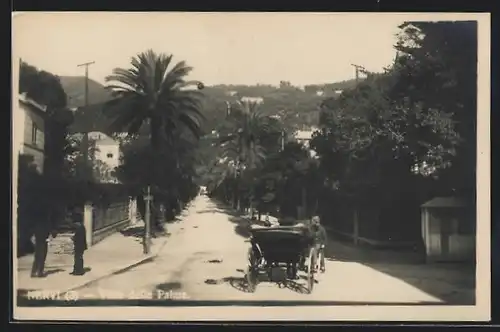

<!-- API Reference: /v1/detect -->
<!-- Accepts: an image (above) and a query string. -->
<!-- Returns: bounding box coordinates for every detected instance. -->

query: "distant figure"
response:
[309,215,327,273]
[264,213,271,227]
[30,223,56,278]
[71,220,88,275]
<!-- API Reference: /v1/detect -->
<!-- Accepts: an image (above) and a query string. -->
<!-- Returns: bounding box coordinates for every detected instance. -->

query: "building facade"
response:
[421,197,476,263]
[70,131,122,183]
[294,127,319,158]
[88,131,121,170]
[16,93,48,173]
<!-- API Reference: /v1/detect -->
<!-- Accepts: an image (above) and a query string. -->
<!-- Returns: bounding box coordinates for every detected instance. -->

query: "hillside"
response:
[63,78,361,135]
[59,76,113,109]
[304,78,360,94]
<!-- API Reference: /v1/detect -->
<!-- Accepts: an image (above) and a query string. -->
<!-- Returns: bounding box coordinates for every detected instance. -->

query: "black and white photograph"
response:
[12,12,490,321]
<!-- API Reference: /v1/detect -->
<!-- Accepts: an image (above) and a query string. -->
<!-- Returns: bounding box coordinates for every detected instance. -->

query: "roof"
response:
[97,136,119,146]
[295,129,316,140]
[19,93,47,113]
[88,131,120,146]
[421,197,467,208]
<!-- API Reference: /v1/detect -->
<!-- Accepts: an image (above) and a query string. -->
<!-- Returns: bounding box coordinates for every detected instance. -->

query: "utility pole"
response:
[351,64,368,83]
[225,101,231,117]
[77,61,95,179]
[281,130,285,151]
[144,185,152,254]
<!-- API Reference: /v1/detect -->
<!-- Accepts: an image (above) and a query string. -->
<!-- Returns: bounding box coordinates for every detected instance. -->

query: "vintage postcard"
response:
[11,12,490,322]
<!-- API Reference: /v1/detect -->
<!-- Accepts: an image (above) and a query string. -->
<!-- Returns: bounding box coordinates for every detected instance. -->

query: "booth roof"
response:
[421,197,466,208]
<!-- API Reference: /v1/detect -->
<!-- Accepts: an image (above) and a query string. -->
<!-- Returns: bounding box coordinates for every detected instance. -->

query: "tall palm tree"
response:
[103,50,205,237]
[104,50,204,148]
[218,101,280,214]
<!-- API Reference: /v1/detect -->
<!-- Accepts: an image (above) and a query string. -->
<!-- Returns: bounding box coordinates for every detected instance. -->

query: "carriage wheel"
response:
[306,249,315,294]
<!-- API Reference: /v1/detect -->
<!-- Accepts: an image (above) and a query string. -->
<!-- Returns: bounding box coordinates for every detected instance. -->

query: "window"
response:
[107,153,113,158]
[31,123,38,145]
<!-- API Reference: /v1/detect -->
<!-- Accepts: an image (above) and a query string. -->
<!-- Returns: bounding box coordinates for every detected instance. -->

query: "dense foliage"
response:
[207,21,477,245]
[17,20,477,253]
[308,21,477,243]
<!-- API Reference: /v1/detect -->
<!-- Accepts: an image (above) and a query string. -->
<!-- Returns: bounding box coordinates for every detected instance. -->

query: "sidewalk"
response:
[16,220,170,295]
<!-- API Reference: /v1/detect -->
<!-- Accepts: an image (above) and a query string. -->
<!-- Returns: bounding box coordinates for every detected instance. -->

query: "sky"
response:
[13,12,421,87]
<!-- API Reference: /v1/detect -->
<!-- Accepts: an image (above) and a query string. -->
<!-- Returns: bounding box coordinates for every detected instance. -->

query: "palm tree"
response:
[218,101,280,215]
[103,50,205,239]
[207,157,241,208]
[104,50,204,147]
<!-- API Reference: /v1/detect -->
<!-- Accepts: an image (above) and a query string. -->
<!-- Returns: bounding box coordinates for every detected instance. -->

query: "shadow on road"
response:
[282,280,309,294]
[120,225,171,239]
[228,216,252,239]
[204,276,254,293]
[323,235,476,305]
[362,261,476,305]
[204,270,314,295]
[120,226,144,238]
[43,268,65,276]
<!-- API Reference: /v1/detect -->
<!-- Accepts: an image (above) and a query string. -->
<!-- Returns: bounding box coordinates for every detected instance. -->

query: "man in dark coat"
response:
[30,222,54,278]
[71,220,88,275]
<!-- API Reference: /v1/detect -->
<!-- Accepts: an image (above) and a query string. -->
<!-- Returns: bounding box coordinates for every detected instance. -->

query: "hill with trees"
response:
[61,77,363,136]
[59,76,113,109]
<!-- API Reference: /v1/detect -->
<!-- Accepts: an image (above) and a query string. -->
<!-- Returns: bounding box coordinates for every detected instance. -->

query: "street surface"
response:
[72,195,474,305]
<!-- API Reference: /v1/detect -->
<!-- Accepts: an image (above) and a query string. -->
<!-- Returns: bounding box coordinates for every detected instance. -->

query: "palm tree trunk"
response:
[150,119,162,236]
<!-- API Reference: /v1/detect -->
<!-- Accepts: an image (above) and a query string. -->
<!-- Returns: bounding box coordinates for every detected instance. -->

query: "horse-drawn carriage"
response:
[245,225,321,294]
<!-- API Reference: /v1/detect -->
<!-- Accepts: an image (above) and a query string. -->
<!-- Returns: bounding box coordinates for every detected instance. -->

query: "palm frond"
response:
[104,49,205,148]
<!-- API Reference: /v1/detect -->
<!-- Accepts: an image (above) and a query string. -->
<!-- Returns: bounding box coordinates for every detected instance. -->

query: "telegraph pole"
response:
[77,61,95,179]
[143,186,152,254]
[351,64,368,83]
[225,101,231,117]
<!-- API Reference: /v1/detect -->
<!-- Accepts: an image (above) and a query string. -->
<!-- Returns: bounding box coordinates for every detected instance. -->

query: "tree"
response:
[217,101,281,214]
[103,50,205,236]
[18,62,76,238]
[391,21,477,198]
[309,21,475,242]
[254,141,320,219]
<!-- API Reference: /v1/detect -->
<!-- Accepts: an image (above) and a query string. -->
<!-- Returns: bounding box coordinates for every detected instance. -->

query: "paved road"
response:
[74,195,473,305]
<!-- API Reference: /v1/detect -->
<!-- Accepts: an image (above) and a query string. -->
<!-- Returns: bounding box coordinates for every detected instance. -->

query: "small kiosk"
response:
[420,197,475,263]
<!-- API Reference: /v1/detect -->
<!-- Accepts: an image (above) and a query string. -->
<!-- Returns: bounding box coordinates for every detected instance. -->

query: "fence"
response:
[319,192,422,250]
[89,200,131,245]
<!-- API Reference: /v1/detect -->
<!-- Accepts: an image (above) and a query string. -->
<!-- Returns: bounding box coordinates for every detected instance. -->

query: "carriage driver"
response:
[309,215,327,273]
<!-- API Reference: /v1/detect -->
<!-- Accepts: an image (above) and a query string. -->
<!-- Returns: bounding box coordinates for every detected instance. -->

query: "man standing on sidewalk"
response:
[30,222,51,278]
[71,220,88,276]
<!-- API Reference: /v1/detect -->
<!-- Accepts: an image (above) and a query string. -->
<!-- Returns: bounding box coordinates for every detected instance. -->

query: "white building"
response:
[15,93,48,173]
[294,127,319,158]
[88,132,121,170]
[71,131,122,183]
[240,96,264,104]
[294,127,319,148]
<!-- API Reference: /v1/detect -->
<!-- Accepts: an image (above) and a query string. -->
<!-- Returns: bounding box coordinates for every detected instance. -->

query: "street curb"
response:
[60,237,170,295]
